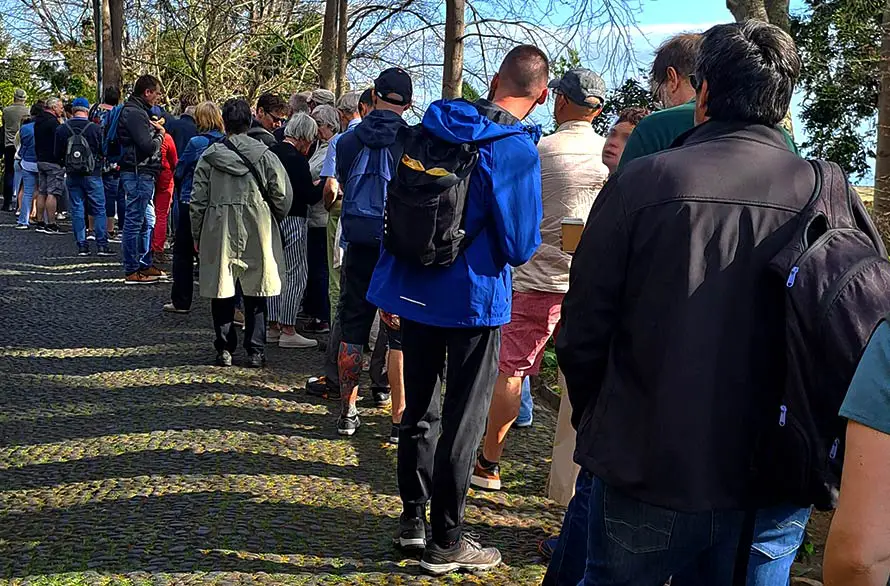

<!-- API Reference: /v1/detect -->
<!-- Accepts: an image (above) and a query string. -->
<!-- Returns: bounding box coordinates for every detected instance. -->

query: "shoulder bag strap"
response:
[222,138,272,206]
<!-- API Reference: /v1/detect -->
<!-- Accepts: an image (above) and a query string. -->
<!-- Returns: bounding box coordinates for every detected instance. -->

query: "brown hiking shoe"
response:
[141,265,168,281]
[125,272,157,285]
[470,458,501,491]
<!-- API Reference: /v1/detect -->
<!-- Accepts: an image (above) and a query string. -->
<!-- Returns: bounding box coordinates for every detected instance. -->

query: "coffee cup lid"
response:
[561,217,585,225]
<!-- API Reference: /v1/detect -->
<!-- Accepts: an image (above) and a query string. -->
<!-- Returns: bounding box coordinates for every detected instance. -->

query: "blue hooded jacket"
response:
[367,99,543,328]
[175,129,224,204]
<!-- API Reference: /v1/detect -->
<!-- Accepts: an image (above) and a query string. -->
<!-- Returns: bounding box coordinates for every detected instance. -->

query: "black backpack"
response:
[65,122,96,174]
[383,123,479,266]
[754,159,890,511]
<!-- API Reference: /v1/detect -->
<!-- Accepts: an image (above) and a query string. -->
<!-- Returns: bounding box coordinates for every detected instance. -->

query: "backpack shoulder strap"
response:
[810,159,886,255]
[222,138,271,204]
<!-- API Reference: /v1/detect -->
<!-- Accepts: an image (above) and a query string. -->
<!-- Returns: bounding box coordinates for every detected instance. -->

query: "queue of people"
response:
[5,17,890,585]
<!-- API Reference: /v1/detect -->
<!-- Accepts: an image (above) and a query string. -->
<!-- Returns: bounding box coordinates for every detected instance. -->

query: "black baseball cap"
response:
[374,68,413,106]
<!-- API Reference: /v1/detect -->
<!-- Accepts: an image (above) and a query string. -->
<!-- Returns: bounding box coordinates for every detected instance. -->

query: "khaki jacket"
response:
[191,133,293,298]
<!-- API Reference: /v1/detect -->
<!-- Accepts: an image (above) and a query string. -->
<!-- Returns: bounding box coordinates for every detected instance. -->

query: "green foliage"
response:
[461,81,481,102]
[592,72,659,136]
[791,0,883,178]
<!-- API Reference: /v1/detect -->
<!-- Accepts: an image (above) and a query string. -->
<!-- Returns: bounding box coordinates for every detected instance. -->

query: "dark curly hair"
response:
[616,107,650,127]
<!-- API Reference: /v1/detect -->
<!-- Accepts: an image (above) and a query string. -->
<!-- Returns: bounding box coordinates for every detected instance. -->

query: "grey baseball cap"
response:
[13,88,26,101]
[548,68,606,108]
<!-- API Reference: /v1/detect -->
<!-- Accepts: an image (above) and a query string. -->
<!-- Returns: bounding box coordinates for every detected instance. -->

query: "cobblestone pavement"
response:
[0,217,563,585]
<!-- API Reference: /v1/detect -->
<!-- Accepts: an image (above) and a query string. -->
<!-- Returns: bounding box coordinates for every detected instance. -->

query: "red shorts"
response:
[499,290,564,377]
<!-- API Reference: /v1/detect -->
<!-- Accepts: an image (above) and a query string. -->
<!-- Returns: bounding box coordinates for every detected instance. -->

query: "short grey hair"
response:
[311,105,340,133]
[336,92,361,115]
[311,88,336,106]
[184,105,197,117]
[284,112,318,142]
[46,97,61,110]
[289,91,311,114]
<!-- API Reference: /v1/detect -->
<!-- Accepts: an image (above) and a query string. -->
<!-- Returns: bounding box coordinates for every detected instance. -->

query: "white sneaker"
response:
[279,331,318,349]
[267,328,281,343]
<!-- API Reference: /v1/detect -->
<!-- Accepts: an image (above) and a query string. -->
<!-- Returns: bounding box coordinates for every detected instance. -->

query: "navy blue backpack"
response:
[341,140,397,246]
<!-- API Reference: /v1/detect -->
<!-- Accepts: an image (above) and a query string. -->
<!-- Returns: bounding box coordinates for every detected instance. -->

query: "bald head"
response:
[497,45,550,97]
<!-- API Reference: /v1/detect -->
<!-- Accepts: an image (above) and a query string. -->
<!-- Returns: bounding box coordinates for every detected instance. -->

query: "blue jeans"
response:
[517,376,534,425]
[121,172,156,275]
[68,174,108,246]
[582,475,744,585]
[104,174,124,232]
[543,470,594,586]
[747,504,810,586]
[16,166,37,226]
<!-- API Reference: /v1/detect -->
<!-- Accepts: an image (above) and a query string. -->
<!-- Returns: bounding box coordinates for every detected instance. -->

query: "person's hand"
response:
[150,120,166,135]
[379,310,400,331]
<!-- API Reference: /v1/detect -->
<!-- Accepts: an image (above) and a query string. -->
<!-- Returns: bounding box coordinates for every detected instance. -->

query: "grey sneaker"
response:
[337,413,361,436]
[393,515,431,551]
[216,350,233,367]
[420,535,502,575]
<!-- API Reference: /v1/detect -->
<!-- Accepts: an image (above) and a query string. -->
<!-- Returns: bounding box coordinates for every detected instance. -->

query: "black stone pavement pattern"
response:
[0,216,564,585]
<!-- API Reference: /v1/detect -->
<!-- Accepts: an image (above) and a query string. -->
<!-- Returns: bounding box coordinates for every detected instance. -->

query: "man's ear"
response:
[665,66,680,93]
[694,79,710,125]
[537,87,549,105]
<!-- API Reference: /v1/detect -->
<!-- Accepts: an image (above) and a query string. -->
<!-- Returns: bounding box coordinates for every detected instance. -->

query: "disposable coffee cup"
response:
[561,217,585,254]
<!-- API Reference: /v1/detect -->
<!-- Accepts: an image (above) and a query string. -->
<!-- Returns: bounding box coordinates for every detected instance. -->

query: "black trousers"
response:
[304,226,330,322]
[3,145,15,210]
[398,320,501,546]
[171,202,194,310]
[211,294,267,356]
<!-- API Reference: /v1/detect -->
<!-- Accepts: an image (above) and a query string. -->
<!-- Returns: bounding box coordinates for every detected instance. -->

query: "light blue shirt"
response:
[320,117,361,178]
[841,320,890,434]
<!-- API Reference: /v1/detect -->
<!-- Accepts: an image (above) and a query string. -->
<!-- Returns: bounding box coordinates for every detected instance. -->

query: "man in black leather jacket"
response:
[118,74,166,284]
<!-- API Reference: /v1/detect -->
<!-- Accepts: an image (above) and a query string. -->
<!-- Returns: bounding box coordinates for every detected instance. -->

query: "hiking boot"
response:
[389,423,400,445]
[246,353,266,369]
[337,413,361,436]
[303,319,331,334]
[77,243,91,256]
[392,515,431,552]
[125,272,156,285]
[306,376,338,400]
[142,265,167,280]
[420,535,502,575]
[470,457,501,491]
[372,387,391,407]
[163,303,189,314]
[279,331,319,349]
[216,350,233,367]
[97,246,115,257]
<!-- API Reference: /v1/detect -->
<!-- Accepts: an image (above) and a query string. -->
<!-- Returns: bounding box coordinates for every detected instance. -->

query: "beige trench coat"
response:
[190,133,293,299]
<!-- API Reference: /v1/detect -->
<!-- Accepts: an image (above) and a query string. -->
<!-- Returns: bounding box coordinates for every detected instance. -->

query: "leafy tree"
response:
[592,74,659,136]
[791,0,883,179]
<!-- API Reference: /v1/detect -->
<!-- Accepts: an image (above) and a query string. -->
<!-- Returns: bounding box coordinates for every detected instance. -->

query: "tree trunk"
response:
[765,0,791,32]
[875,0,890,215]
[442,0,465,98]
[102,0,123,91]
[336,0,348,96]
[726,0,769,23]
[319,0,339,90]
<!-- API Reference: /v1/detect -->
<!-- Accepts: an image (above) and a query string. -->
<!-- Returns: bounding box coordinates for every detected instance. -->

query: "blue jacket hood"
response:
[354,110,407,148]
[422,99,540,145]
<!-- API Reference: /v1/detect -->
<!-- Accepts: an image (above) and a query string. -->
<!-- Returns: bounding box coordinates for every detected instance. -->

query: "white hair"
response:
[311,105,340,133]
[45,97,61,110]
[284,112,318,142]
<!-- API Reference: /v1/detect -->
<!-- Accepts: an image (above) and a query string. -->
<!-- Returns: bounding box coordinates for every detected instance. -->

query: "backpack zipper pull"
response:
[830,438,839,459]
[787,266,799,287]
[779,405,787,427]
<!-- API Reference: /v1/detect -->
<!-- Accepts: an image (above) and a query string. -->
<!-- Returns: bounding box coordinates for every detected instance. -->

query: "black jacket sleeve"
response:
[125,105,162,162]
[54,124,70,166]
[288,154,323,213]
[554,176,630,429]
